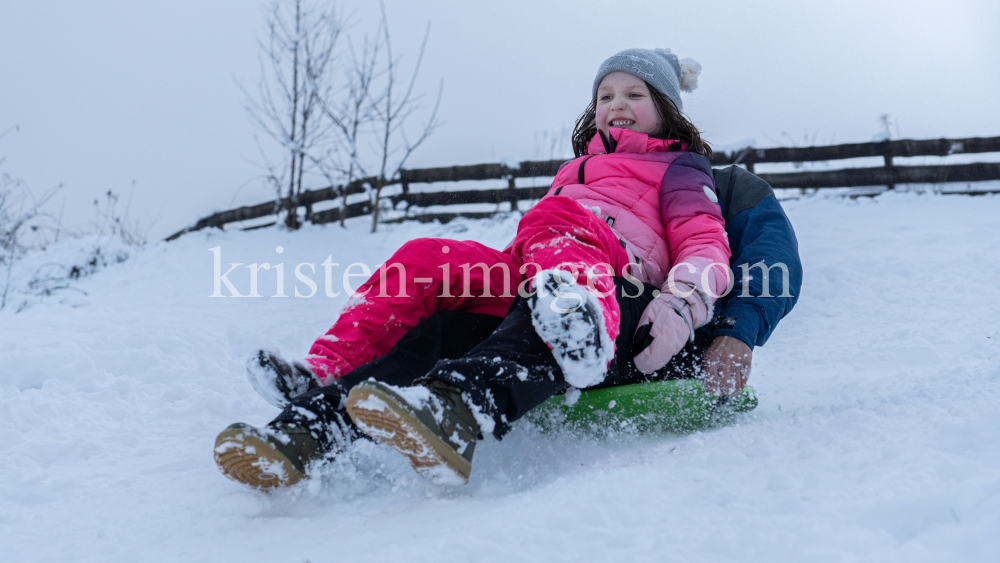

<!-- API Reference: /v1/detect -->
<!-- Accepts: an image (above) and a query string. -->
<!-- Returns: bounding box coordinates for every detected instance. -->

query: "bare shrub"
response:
[0,157,60,310]
[1,124,148,311]
[91,184,151,248]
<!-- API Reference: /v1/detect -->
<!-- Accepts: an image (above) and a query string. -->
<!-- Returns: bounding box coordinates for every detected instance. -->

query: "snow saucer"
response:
[525,379,757,433]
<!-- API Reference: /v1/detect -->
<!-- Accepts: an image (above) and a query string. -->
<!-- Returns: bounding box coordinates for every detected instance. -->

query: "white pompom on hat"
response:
[593,48,701,112]
[679,58,701,93]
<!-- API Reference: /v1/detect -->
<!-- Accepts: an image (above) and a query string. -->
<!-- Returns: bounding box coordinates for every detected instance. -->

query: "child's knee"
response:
[395,237,445,258]
[523,196,594,227]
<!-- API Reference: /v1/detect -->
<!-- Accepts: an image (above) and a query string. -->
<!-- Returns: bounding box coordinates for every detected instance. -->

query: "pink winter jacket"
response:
[545,127,731,299]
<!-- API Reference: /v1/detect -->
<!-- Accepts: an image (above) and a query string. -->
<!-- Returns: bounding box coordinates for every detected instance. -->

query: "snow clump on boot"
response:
[246,350,320,408]
[528,269,613,389]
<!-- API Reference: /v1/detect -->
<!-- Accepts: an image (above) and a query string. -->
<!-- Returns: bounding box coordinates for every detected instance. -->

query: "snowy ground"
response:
[2,191,1000,562]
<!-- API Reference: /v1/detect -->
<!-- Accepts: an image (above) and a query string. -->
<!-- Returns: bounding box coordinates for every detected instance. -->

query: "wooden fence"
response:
[165,135,1000,241]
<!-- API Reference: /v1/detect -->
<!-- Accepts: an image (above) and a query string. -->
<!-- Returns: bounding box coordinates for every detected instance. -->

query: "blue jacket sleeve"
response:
[709,195,802,348]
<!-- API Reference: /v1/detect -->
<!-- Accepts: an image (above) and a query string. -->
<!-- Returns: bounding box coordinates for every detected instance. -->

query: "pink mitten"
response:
[632,281,711,374]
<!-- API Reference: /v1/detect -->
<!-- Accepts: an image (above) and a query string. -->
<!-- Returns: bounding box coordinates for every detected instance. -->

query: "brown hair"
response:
[570,81,712,160]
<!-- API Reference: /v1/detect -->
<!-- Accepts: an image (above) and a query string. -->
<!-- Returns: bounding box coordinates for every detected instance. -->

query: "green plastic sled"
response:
[524,379,758,434]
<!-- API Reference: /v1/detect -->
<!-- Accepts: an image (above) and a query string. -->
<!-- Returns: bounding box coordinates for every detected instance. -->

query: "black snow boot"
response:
[246,349,321,408]
[344,379,481,485]
[213,421,324,489]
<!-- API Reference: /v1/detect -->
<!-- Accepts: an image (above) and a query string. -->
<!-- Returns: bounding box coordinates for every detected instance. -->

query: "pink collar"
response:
[586,127,687,155]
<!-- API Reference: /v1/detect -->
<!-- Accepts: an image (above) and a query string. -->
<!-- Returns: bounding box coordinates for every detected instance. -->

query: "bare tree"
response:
[364,1,442,233]
[243,0,343,229]
[533,125,572,161]
[313,30,381,227]
[241,0,441,232]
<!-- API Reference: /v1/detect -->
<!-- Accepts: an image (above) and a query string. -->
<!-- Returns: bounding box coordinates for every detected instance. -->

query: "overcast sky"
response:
[2,0,997,240]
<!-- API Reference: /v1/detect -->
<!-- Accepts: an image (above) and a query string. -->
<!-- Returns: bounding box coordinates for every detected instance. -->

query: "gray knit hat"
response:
[592,48,701,112]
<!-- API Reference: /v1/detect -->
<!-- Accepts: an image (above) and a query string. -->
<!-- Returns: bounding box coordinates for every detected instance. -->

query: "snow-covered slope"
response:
[2,193,999,562]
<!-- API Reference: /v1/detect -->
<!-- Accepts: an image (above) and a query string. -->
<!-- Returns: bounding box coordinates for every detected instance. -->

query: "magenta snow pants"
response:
[306,196,630,384]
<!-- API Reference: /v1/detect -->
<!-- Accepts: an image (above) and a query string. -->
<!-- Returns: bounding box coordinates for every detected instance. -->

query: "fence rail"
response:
[165,135,1000,241]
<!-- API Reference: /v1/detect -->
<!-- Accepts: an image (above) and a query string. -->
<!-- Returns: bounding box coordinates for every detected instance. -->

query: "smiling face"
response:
[595,71,663,138]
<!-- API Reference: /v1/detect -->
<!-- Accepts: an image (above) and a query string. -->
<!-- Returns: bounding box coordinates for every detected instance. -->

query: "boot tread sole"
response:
[213,425,305,489]
[345,383,470,485]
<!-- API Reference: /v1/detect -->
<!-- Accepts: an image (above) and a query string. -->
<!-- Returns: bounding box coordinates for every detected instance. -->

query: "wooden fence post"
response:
[883,140,896,190]
[507,176,519,212]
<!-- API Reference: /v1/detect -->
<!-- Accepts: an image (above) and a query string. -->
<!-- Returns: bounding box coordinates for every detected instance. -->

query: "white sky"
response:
[2,0,998,240]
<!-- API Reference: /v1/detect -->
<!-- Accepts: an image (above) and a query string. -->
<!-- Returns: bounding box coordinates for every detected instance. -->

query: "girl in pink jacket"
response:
[298,49,729,387]
[217,48,733,488]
